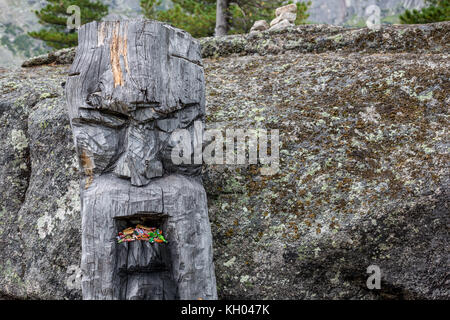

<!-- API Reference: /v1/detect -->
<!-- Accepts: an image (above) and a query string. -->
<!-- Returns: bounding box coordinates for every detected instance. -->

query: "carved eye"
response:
[86,80,106,108]
[86,91,102,108]
[78,108,128,128]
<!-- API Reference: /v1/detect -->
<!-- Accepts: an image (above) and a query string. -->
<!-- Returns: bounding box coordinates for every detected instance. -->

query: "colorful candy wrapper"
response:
[117,225,167,244]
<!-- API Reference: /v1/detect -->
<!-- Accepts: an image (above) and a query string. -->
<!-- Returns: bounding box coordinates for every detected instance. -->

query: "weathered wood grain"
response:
[66,19,217,300]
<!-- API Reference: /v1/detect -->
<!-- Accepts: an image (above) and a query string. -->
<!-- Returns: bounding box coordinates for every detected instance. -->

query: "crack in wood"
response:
[170,53,203,67]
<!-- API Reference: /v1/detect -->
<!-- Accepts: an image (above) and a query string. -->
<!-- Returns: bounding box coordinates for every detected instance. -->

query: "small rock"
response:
[250,20,269,32]
[269,19,294,31]
[248,31,261,39]
[21,53,55,68]
[21,47,76,68]
[270,11,297,27]
[275,3,297,17]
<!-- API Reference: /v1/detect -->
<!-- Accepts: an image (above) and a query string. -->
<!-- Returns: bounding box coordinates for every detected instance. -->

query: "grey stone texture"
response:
[269,19,294,31]
[275,3,297,17]
[270,11,297,28]
[250,20,269,32]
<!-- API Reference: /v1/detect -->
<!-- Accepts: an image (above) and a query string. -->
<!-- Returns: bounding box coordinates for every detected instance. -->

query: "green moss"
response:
[330,34,343,43]
[0,260,24,287]
[417,91,433,102]
[10,129,28,152]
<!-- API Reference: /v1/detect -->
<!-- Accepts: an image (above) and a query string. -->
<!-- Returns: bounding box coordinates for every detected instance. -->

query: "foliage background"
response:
[141,0,311,38]
[399,0,449,24]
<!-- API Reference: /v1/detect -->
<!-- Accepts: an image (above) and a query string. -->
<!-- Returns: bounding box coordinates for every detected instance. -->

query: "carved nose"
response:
[113,152,163,186]
[113,153,131,179]
[112,125,163,186]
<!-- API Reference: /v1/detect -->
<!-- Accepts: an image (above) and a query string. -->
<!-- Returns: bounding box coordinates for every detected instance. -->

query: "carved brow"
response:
[76,108,129,128]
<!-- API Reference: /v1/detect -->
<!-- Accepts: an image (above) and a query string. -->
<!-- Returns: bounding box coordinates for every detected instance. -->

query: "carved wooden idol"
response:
[65,19,217,300]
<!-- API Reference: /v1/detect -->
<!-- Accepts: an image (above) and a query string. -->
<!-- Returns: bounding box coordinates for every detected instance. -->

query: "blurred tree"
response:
[140,0,310,38]
[400,0,449,24]
[215,0,229,36]
[141,0,216,38]
[28,0,108,49]
[294,1,311,25]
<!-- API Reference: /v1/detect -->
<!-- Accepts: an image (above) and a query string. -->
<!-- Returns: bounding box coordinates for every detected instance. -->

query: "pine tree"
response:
[400,0,449,24]
[140,0,310,38]
[294,1,311,26]
[29,0,108,49]
[141,0,216,38]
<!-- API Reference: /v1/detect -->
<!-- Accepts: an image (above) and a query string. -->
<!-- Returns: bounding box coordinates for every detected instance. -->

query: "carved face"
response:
[69,20,217,300]
[66,20,205,187]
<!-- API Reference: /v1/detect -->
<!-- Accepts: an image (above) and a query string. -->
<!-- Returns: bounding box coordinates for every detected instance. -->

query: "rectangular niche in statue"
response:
[115,214,170,273]
[115,214,176,300]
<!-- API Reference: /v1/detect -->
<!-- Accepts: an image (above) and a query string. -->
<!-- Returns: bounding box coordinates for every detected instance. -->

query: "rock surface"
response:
[21,48,76,68]
[1,22,449,299]
[270,12,297,28]
[250,20,269,32]
[269,4,297,30]
[275,4,297,17]
[269,19,295,31]
[199,22,449,58]
[22,22,450,66]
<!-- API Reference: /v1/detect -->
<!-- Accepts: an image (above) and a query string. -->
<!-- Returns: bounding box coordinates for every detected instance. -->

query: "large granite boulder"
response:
[1,22,449,299]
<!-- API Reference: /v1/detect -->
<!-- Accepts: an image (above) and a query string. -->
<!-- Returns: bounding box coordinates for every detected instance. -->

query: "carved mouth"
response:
[114,213,170,274]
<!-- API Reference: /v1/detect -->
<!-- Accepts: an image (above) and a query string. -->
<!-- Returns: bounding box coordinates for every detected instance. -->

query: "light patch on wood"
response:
[110,21,129,88]
[81,150,94,189]
[98,22,106,46]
